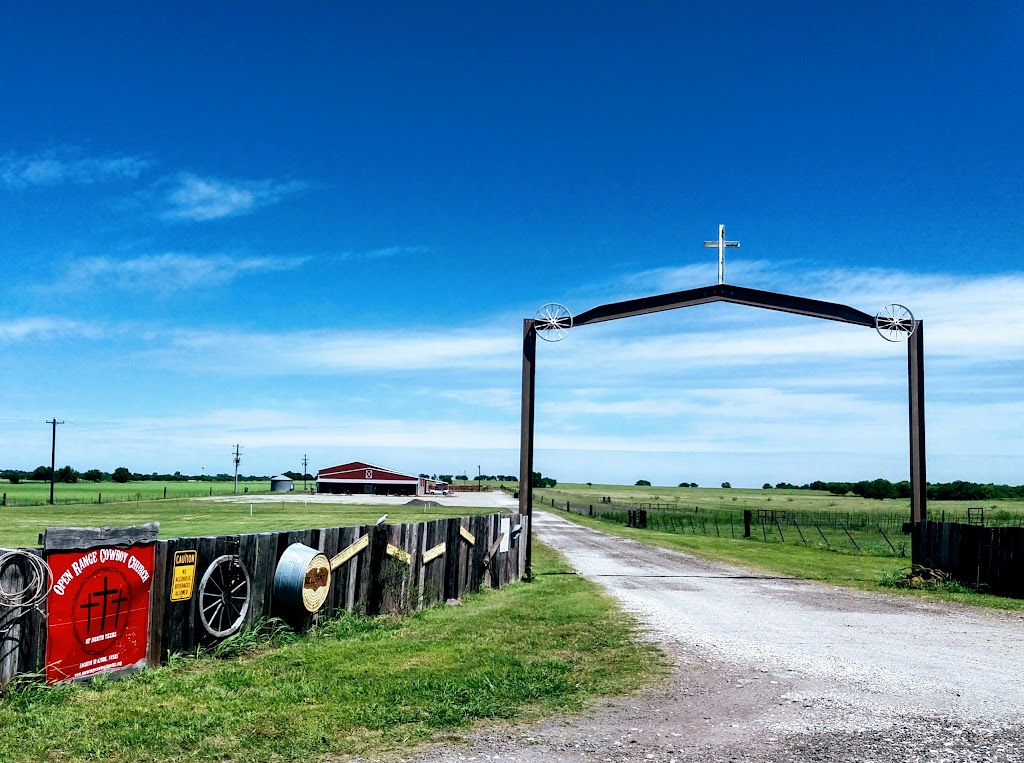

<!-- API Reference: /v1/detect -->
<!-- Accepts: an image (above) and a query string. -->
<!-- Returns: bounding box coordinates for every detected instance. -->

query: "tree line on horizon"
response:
[762,478,1024,501]
[623,477,1024,501]
[0,467,271,484]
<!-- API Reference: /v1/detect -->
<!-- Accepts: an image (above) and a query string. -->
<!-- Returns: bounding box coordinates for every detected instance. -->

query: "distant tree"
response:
[775,482,797,489]
[826,482,852,496]
[852,478,898,500]
[112,467,131,483]
[586,482,592,487]
[82,469,103,482]
[895,480,912,499]
[6,474,21,484]
[283,470,302,480]
[690,482,699,488]
[419,473,430,479]
[762,483,772,489]
[55,465,79,483]
[531,471,557,488]
[721,482,732,489]
[31,465,52,481]
[450,474,464,481]
[635,479,651,487]
[808,480,828,492]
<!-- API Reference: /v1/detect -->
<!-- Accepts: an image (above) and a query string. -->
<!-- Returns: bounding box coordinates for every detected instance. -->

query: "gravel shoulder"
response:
[405,510,1024,762]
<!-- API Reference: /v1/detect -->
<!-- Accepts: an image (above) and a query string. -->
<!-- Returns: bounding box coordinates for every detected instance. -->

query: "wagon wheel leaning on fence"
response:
[197,555,251,638]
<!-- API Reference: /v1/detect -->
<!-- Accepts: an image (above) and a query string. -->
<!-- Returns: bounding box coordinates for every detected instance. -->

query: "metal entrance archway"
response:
[517,283,926,578]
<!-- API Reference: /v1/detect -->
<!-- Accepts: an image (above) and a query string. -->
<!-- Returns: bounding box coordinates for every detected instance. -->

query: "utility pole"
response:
[46,418,64,505]
[477,464,481,492]
[302,454,309,491]
[232,444,242,494]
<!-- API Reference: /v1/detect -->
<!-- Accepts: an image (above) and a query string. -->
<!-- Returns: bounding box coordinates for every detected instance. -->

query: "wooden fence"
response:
[0,512,526,691]
[913,521,1024,598]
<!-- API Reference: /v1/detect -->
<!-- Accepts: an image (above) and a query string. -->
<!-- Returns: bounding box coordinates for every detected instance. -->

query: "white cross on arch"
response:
[703,224,741,284]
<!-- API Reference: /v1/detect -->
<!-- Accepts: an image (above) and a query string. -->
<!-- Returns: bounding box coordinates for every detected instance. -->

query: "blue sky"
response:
[1,2,1022,486]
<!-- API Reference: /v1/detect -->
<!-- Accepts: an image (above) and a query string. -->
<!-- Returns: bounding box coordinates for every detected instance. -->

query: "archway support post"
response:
[519,319,537,580]
[908,321,927,526]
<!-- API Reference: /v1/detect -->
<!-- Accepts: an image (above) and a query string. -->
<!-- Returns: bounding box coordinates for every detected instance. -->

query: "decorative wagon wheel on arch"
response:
[875,304,916,342]
[535,303,573,342]
[198,555,251,638]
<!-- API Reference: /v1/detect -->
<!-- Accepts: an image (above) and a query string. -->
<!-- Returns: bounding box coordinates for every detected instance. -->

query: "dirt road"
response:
[411,510,1024,762]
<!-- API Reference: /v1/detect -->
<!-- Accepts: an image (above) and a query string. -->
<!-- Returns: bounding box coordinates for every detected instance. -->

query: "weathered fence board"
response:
[914,521,1024,598]
[0,549,48,689]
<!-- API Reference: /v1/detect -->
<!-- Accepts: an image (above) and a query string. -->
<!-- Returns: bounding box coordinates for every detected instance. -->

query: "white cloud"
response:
[348,245,430,260]
[0,148,151,188]
[158,327,521,374]
[65,253,309,291]
[4,408,521,473]
[0,317,104,343]
[162,173,306,221]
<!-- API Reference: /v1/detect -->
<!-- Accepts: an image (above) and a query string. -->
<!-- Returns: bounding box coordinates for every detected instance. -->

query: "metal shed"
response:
[270,475,294,492]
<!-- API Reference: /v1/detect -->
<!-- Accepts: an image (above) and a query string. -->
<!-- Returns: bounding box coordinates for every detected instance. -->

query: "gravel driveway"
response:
[408,510,1024,762]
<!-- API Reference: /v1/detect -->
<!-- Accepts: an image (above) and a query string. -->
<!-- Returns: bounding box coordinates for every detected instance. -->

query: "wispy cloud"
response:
[64,253,310,291]
[0,148,151,188]
[161,173,307,221]
[158,327,520,374]
[338,245,431,261]
[0,317,104,343]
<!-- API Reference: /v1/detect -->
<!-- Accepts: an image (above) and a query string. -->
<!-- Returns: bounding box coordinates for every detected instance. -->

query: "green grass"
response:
[0,497,506,549]
[0,543,665,763]
[0,479,271,506]
[545,505,1024,613]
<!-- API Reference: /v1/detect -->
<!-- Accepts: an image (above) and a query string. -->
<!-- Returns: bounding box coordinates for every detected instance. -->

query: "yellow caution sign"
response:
[170,550,197,602]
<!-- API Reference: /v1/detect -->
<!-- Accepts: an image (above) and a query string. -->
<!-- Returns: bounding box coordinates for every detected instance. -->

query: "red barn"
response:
[316,461,426,496]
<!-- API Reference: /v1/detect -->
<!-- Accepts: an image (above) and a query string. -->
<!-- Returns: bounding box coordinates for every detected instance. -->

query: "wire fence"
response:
[0,483,272,508]
[541,496,912,557]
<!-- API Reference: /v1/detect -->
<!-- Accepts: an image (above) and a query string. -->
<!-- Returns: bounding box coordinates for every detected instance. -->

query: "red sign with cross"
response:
[45,545,155,683]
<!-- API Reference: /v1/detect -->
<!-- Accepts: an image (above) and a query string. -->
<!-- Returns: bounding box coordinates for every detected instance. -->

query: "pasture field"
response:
[0,479,272,506]
[537,482,1024,525]
[0,543,663,762]
[0,497,501,549]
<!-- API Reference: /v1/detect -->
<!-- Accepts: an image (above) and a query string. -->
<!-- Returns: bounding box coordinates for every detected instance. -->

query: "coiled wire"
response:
[0,549,52,634]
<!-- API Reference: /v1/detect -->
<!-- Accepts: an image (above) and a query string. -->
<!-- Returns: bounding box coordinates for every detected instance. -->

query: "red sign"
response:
[45,545,154,683]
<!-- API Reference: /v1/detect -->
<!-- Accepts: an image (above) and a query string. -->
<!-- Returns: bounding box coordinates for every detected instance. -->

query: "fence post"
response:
[1,492,5,507]
[877,524,897,555]
[841,523,861,551]
[793,517,806,544]
[163,486,167,499]
[743,510,752,538]
[98,492,102,504]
